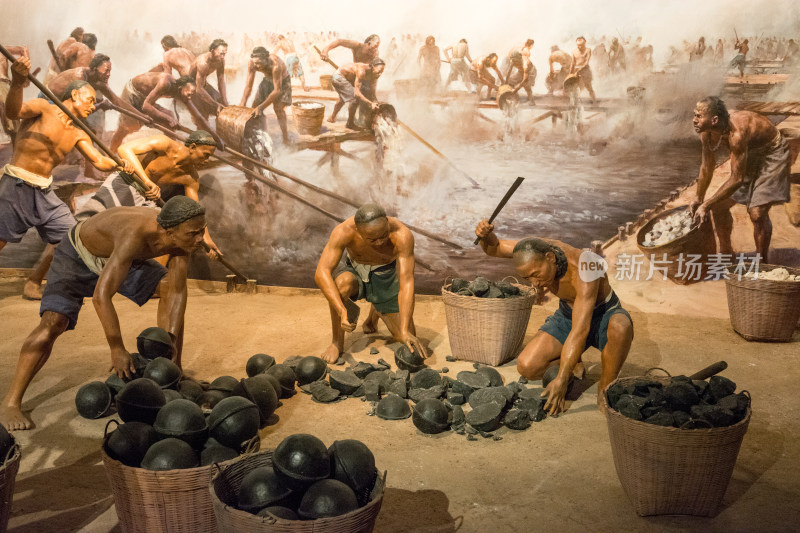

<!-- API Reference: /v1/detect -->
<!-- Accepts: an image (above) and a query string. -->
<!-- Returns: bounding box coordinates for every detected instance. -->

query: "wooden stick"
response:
[314,45,339,70]
[396,119,480,188]
[473,176,525,245]
[106,102,464,251]
[46,39,64,71]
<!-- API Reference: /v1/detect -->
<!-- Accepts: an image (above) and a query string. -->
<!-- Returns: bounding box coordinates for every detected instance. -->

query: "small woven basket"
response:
[101,421,259,533]
[210,450,385,533]
[724,263,800,341]
[603,375,750,517]
[292,101,325,136]
[0,444,21,533]
[441,279,537,366]
[319,75,333,91]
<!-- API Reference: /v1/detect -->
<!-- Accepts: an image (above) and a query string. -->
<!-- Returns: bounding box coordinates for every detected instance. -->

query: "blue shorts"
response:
[334,259,400,315]
[0,174,75,244]
[539,292,633,352]
[41,225,168,330]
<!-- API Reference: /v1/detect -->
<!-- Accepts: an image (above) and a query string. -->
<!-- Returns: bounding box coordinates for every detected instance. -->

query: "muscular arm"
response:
[142,79,178,124]
[695,132,718,202]
[353,70,375,106]
[216,63,228,106]
[476,220,516,257]
[321,39,360,56]
[493,65,506,85]
[394,230,416,341]
[193,60,220,111]
[314,226,349,318]
[255,66,284,113]
[161,255,189,339]
[75,137,125,171]
[443,46,453,61]
[702,133,747,207]
[182,176,220,255]
[239,62,257,107]
[96,84,142,117]
[117,135,172,189]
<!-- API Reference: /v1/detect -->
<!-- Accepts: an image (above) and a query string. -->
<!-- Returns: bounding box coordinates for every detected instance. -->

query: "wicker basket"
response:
[441,280,537,366]
[292,101,325,136]
[0,444,21,533]
[217,105,268,153]
[635,206,717,284]
[101,422,260,533]
[724,263,800,341]
[603,376,750,517]
[319,75,333,91]
[210,450,385,532]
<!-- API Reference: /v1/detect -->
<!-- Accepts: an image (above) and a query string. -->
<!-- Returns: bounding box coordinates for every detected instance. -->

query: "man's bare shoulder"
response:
[389,218,414,245]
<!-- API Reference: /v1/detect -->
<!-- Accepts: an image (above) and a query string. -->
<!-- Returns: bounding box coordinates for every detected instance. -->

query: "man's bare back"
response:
[62,42,94,70]
[702,110,777,153]
[163,47,196,77]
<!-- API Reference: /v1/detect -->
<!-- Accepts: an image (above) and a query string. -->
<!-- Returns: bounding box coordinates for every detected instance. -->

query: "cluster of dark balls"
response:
[606,375,750,428]
[448,277,523,298]
[227,434,378,521]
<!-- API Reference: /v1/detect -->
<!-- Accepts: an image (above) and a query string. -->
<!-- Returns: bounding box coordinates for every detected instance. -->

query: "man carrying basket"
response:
[475,219,634,415]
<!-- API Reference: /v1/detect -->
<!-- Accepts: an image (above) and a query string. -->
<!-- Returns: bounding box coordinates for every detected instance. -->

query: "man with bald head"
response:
[315,203,427,363]
[0,57,134,300]
[475,219,634,415]
[1,197,207,430]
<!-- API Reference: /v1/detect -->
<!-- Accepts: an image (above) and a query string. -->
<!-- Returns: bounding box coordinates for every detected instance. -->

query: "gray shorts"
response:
[732,134,791,209]
[0,173,75,244]
[332,72,355,103]
[540,292,633,352]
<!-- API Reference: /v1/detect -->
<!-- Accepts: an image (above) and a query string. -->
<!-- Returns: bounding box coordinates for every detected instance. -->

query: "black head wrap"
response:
[157,196,206,228]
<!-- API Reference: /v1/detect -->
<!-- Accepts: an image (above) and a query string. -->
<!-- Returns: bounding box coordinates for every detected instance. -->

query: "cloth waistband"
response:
[346,253,396,283]
[1,164,53,188]
[558,290,620,319]
[69,221,108,276]
[124,79,145,100]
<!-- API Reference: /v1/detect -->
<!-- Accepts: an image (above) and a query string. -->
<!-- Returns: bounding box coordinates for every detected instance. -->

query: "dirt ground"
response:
[1,273,799,532]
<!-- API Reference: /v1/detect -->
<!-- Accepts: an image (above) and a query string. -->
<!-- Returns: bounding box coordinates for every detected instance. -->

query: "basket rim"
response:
[101,440,228,476]
[602,375,752,433]
[0,443,21,473]
[210,450,386,525]
[441,283,537,302]
[724,262,800,283]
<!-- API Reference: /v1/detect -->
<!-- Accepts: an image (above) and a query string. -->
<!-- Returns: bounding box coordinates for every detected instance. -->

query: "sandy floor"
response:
[1,275,799,532]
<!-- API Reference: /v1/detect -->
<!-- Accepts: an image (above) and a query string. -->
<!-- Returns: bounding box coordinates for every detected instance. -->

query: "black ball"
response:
[297,479,359,520]
[412,398,450,434]
[207,396,260,450]
[272,434,330,491]
[143,358,182,389]
[141,438,199,471]
[266,364,297,399]
[153,399,208,449]
[237,466,293,514]
[136,327,174,360]
[295,356,328,386]
[115,378,166,425]
[105,421,158,467]
[75,381,113,419]
[246,353,276,377]
[328,439,376,501]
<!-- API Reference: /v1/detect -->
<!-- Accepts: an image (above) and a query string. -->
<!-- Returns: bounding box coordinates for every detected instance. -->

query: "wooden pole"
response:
[397,119,480,188]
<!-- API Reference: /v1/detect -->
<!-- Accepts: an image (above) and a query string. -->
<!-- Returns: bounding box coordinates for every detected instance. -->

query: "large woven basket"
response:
[441,280,537,366]
[319,75,333,91]
[635,206,717,285]
[292,101,325,136]
[101,423,260,533]
[603,376,750,517]
[210,450,385,532]
[724,263,800,341]
[0,444,21,533]
[217,105,268,153]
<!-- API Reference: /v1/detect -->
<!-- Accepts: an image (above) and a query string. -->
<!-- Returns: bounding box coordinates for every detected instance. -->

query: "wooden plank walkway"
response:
[735,101,800,115]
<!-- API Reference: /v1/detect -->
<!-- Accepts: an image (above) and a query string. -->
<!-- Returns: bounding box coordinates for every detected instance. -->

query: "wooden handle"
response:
[474,177,525,245]
[46,39,65,71]
[688,361,728,381]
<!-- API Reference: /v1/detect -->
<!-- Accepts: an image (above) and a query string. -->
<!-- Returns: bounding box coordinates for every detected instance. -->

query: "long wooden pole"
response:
[473,177,525,245]
[397,119,480,188]
[0,44,249,281]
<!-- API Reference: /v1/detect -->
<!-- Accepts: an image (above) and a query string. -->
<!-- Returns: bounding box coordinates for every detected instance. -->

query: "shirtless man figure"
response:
[276,35,308,92]
[328,59,385,130]
[60,33,97,71]
[417,36,441,94]
[0,46,29,144]
[153,35,196,77]
[192,39,229,119]
[470,54,504,100]
[570,36,596,103]
[475,220,634,415]
[443,38,473,92]
[319,34,380,65]
[547,45,572,95]
[315,203,428,363]
[730,39,749,78]
[607,37,626,72]
[691,96,790,263]
[504,50,536,104]
[0,197,206,430]
[109,72,219,152]
[0,57,134,302]
[44,27,83,83]
[241,48,292,144]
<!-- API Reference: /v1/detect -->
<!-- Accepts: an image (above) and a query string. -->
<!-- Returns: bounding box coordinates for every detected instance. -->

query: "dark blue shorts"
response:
[0,174,75,244]
[40,226,168,330]
[334,259,400,315]
[539,292,633,352]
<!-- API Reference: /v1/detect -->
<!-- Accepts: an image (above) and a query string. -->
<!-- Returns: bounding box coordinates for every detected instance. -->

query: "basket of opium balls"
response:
[603,372,751,517]
[441,277,537,366]
[210,434,385,532]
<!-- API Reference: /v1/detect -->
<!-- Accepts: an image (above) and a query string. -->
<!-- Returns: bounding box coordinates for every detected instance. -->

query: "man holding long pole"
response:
[0,55,134,299]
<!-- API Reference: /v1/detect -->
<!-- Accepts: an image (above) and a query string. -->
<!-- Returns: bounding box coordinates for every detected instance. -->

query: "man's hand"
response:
[117,160,135,175]
[340,311,356,333]
[542,376,569,416]
[402,332,429,359]
[144,182,162,201]
[213,133,225,152]
[370,101,380,111]
[204,236,222,260]
[475,218,495,240]
[11,56,31,84]
[320,52,329,62]
[693,202,709,225]
[248,107,262,120]
[109,348,136,379]
[167,116,179,129]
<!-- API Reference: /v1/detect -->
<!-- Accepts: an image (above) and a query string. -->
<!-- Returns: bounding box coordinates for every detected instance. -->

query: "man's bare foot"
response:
[321,343,343,364]
[22,280,43,300]
[327,116,336,123]
[0,404,33,430]
[345,122,359,130]
[573,361,586,380]
[362,318,378,335]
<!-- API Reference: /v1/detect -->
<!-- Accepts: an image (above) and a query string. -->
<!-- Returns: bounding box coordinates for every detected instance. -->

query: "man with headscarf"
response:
[0,196,207,430]
[315,203,428,363]
[474,219,634,416]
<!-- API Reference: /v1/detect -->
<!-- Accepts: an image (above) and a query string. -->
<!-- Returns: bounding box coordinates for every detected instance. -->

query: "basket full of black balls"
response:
[603,373,751,517]
[441,277,537,366]
[211,441,385,532]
